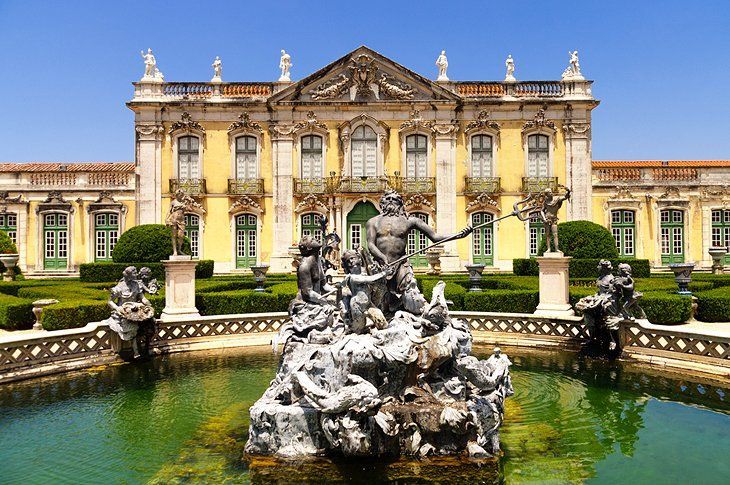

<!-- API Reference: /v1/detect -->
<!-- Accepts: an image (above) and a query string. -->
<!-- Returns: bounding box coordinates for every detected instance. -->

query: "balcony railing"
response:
[294,178,331,195]
[464,177,501,194]
[387,176,436,194]
[337,176,390,193]
[228,178,264,195]
[170,178,206,195]
[522,177,558,193]
[594,167,700,185]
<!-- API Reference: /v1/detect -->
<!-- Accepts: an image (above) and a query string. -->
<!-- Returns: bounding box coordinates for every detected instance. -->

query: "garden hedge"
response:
[79,260,214,282]
[111,224,191,263]
[538,220,619,259]
[0,293,35,330]
[694,287,730,322]
[513,258,651,278]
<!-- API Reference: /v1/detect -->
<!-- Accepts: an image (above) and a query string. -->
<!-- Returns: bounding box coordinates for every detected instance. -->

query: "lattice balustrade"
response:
[622,324,730,360]
[155,314,288,341]
[456,312,591,340]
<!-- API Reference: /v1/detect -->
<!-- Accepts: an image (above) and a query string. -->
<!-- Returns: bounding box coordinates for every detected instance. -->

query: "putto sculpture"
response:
[104,266,158,359]
[576,260,645,353]
[435,50,449,81]
[279,49,292,82]
[246,191,513,460]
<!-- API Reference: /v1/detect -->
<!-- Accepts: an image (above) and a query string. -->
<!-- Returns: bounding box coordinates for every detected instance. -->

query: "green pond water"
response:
[1,346,729,484]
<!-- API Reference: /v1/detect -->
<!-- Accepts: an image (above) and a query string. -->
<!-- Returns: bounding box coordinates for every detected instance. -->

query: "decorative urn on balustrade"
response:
[668,262,695,295]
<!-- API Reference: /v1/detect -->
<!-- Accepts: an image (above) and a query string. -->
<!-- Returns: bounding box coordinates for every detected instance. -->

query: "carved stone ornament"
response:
[87,190,128,214]
[613,185,637,200]
[466,192,500,213]
[400,109,433,134]
[36,191,73,214]
[431,122,459,137]
[0,191,23,213]
[348,54,379,99]
[310,74,351,100]
[268,123,296,140]
[522,108,556,133]
[229,195,263,215]
[700,186,730,199]
[563,122,591,135]
[177,192,206,214]
[295,194,328,214]
[404,193,435,213]
[293,111,328,134]
[135,123,164,141]
[228,112,263,134]
[659,186,681,199]
[465,111,500,135]
[376,73,415,100]
[169,112,205,135]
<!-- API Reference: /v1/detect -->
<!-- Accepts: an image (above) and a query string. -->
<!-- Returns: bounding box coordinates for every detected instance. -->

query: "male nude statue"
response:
[539,187,571,253]
[366,190,472,314]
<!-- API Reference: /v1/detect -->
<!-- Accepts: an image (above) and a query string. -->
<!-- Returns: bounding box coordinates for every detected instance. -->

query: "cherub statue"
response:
[165,189,190,257]
[340,249,392,334]
[279,49,292,82]
[435,50,449,81]
[613,263,645,320]
[105,266,156,359]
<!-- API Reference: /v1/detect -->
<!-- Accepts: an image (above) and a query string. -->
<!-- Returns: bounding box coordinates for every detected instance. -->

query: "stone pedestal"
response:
[534,253,574,317]
[160,256,201,322]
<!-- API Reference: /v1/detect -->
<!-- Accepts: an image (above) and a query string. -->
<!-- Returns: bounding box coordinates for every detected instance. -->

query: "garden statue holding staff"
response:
[165,189,191,257]
[511,185,571,253]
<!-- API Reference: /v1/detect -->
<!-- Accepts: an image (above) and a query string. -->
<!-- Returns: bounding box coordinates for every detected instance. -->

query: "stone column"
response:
[269,124,295,273]
[433,122,460,272]
[563,121,592,221]
[135,122,164,224]
[160,257,201,321]
[534,253,575,317]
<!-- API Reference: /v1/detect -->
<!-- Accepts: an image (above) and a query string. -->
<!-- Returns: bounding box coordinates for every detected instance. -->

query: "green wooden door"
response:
[611,210,635,258]
[660,209,684,264]
[44,213,68,270]
[711,209,730,264]
[408,212,429,268]
[528,214,544,257]
[301,213,323,242]
[471,212,494,266]
[235,214,257,268]
[94,213,119,262]
[346,201,379,250]
[185,213,200,259]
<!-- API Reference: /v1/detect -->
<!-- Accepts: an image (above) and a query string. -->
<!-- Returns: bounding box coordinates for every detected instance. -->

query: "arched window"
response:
[660,209,684,264]
[471,135,493,178]
[177,135,200,179]
[235,214,257,268]
[471,212,494,265]
[301,135,323,179]
[301,213,323,241]
[407,212,429,268]
[527,134,549,177]
[43,213,68,270]
[185,213,200,259]
[351,125,377,177]
[611,210,635,258]
[235,136,257,179]
[405,134,427,178]
[0,213,17,245]
[94,213,119,262]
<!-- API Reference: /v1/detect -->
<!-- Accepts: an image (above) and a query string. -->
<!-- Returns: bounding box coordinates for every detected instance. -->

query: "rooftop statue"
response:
[246,190,513,460]
[104,266,157,359]
[279,49,292,82]
[435,50,449,81]
[505,55,516,82]
[140,48,164,82]
[562,49,585,81]
[211,56,222,82]
[576,260,645,353]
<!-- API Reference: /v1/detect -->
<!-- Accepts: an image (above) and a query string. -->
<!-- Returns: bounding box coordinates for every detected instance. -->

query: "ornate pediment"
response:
[87,190,127,213]
[37,191,73,214]
[522,108,556,133]
[466,193,500,213]
[0,191,24,213]
[270,46,460,103]
[295,194,328,214]
[293,111,328,135]
[404,193,435,214]
[228,112,263,135]
[465,111,500,135]
[169,112,205,135]
[229,195,263,215]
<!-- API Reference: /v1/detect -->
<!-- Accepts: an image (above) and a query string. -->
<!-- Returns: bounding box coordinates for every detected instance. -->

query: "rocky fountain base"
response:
[244,279,512,460]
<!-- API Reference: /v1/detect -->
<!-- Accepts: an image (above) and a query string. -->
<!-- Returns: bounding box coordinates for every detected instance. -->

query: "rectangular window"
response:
[236,136,257,179]
[527,134,549,177]
[178,136,200,179]
[350,224,361,249]
[0,213,18,245]
[610,210,636,258]
[710,209,730,264]
[405,134,428,178]
[471,135,493,178]
[660,209,684,264]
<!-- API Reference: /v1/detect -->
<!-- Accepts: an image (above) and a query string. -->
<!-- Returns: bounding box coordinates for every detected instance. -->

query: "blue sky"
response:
[1,0,728,161]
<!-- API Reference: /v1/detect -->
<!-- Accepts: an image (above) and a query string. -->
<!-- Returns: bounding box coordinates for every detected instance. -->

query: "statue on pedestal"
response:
[561,50,585,80]
[165,189,193,257]
[538,187,571,253]
[435,50,449,81]
[278,49,292,82]
[211,56,222,82]
[104,266,157,359]
[505,55,516,82]
[576,260,645,353]
[140,48,164,81]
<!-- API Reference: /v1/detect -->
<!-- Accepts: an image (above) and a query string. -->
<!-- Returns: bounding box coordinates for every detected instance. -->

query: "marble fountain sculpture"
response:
[245,191,514,459]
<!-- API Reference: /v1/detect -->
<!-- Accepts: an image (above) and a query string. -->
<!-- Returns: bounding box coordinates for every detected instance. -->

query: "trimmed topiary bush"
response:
[112,224,190,263]
[514,258,651,278]
[0,293,34,330]
[539,220,619,259]
[694,287,730,322]
[463,290,539,313]
[79,260,214,282]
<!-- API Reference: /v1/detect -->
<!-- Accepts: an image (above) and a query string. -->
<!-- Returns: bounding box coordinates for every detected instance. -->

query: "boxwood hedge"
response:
[79,260,214,282]
[513,258,651,278]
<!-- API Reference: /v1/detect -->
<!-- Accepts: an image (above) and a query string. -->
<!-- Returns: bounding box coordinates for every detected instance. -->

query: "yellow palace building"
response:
[128,46,597,273]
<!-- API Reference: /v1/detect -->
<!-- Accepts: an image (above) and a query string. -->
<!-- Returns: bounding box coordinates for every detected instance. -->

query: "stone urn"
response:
[425,246,444,275]
[708,246,727,275]
[250,264,270,292]
[668,262,695,295]
[0,253,19,282]
[32,299,59,331]
[464,264,485,292]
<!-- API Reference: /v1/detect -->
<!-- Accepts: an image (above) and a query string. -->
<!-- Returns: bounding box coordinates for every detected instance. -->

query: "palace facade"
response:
[2,47,728,275]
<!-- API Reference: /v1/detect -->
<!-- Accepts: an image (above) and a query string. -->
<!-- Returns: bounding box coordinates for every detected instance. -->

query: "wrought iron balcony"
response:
[228,178,264,195]
[294,177,329,195]
[464,177,501,194]
[169,178,206,196]
[522,176,558,193]
[337,176,390,193]
[387,176,436,194]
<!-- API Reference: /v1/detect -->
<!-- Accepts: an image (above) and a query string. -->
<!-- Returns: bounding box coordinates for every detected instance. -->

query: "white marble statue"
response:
[211,56,222,82]
[279,49,292,82]
[435,50,449,81]
[140,48,164,82]
[505,55,516,82]
[562,50,585,80]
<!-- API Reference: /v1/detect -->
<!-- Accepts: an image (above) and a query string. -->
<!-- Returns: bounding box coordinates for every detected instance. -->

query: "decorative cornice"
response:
[229,195,263,215]
[522,108,556,133]
[293,111,328,134]
[465,111,501,135]
[466,192,500,213]
[228,112,263,135]
[295,194,328,214]
[36,191,73,214]
[169,112,205,135]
